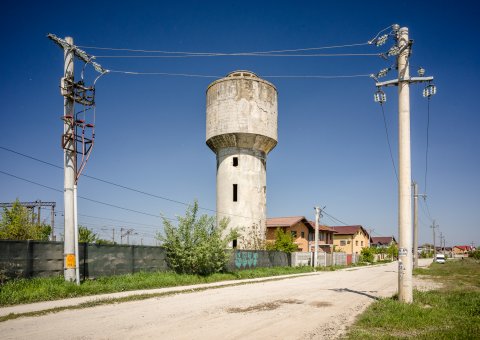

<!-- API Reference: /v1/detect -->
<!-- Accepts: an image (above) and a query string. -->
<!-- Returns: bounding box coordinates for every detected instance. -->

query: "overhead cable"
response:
[108,69,372,79]
[0,170,171,220]
[94,52,381,58]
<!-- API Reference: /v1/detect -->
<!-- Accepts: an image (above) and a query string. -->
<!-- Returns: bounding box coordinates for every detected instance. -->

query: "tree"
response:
[78,226,98,243]
[387,243,399,260]
[95,238,115,245]
[0,200,51,240]
[238,221,266,250]
[156,201,235,275]
[266,228,298,253]
[360,247,375,263]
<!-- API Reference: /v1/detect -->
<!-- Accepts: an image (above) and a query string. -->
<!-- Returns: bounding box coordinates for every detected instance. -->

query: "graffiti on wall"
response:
[235,251,258,269]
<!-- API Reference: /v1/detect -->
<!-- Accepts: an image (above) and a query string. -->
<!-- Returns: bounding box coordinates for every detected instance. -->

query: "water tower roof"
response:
[226,70,258,78]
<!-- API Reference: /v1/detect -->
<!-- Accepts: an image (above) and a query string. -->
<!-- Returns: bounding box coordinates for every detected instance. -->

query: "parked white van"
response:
[434,254,446,264]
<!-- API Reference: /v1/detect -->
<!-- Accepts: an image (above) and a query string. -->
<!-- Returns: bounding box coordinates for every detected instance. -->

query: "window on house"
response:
[340,240,346,246]
[232,239,237,248]
[347,240,351,244]
[361,241,364,246]
[356,240,358,246]
[233,157,238,167]
[291,231,297,238]
[319,233,324,241]
[233,184,238,202]
[301,231,305,238]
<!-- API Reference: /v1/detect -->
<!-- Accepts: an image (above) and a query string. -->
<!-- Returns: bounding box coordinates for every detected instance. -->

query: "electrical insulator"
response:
[375,34,389,46]
[377,67,390,78]
[387,46,400,56]
[374,89,387,103]
[423,84,437,98]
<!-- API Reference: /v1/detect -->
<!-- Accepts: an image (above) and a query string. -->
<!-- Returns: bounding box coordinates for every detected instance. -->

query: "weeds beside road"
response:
[0,261,385,307]
[344,259,480,339]
[0,266,318,306]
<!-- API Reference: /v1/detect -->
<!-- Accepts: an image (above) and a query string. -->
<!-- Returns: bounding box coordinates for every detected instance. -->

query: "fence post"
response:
[83,242,88,281]
[25,240,33,278]
[131,245,135,274]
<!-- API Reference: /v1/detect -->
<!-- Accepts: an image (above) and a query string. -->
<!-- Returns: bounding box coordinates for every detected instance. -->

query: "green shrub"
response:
[469,250,480,260]
[156,201,235,276]
[360,247,375,263]
[266,228,298,253]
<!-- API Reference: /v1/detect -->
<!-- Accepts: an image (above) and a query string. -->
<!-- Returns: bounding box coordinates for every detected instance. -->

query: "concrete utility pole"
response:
[50,206,55,241]
[62,36,77,284]
[412,182,425,269]
[431,220,438,259]
[314,207,321,267]
[49,33,107,284]
[396,27,413,303]
[368,228,375,247]
[375,26,435,304]
[439,232,443,253]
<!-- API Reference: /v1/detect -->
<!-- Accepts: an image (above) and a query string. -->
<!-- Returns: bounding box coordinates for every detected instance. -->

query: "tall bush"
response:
[266,228,298,253]
[156,201,235,275]
[360,247,375,263]
[0,200,51,240]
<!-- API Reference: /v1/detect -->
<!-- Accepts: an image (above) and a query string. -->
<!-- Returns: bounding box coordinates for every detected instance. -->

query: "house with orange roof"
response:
[330,225,370,255]
[452,245,472,255]
[266,216,336,252]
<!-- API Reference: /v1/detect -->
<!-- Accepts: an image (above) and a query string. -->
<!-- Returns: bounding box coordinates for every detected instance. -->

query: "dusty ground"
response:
[0,259,436,340]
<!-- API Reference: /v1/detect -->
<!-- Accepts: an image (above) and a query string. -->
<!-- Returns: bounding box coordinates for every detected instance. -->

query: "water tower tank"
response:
[206,70,278,248]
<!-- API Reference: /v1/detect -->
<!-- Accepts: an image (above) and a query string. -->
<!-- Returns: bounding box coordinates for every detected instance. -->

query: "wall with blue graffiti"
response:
[227,250,290,271]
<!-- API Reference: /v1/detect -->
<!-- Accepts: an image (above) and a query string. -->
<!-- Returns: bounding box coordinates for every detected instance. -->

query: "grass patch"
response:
[0,266,314,306]
[344,259,480,339]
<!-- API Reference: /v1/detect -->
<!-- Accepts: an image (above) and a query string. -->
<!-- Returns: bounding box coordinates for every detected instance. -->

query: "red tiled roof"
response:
[266,217,336,234]
[308,221,337,233]
[371,236,396,245]
[266,216,306,227]
[454,245,472,251]
[329,225,369,236]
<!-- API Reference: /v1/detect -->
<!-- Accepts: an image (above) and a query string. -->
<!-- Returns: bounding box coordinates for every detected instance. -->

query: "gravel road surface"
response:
[0,259,434,339]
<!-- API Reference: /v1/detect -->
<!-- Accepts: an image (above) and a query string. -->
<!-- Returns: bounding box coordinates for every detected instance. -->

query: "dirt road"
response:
[0,260,433,339]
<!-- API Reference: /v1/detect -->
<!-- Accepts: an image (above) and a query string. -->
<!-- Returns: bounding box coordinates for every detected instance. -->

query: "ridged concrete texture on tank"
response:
[206,70,278,154]
[206,71,278,249]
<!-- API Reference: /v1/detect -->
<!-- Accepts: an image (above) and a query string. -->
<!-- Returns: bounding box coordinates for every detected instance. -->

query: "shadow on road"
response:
[330,288,380,300]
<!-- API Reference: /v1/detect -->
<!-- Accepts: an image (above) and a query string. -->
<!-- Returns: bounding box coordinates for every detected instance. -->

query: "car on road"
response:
[434,254,446,264]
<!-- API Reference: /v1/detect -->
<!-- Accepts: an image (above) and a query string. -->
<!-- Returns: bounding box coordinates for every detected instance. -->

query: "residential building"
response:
[452,245,473,255]
[370,236,397,248]
[330,225,370,255]
[266,216,335,252]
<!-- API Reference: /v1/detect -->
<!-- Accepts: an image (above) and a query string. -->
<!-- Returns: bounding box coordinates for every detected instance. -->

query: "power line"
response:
[94,52,382,58]
[77,24,394,57]
[0,145,264,222]
[77,42,371,55]
[424,97,431,195]
[0,170,172,220]
[107,69,372,79]
[379,103,398,182]
[322,210,350,226]
[419,197,434,223]
[108,70,218,78]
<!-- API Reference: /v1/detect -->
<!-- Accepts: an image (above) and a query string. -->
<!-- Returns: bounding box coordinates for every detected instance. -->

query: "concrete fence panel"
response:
[292,252,312,266]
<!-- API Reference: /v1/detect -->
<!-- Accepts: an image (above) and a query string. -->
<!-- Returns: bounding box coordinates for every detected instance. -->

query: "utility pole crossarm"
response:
[47,33,109,74]
[375,76,434,87]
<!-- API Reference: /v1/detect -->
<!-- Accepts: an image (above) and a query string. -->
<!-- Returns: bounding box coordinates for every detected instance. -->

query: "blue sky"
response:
[0,0,478,247]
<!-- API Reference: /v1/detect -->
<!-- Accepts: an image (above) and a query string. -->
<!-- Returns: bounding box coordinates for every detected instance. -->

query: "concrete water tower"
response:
[206,70,278,248]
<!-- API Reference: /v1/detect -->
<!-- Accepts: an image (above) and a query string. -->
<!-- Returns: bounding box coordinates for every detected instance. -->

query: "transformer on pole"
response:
[48,34,108,284]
